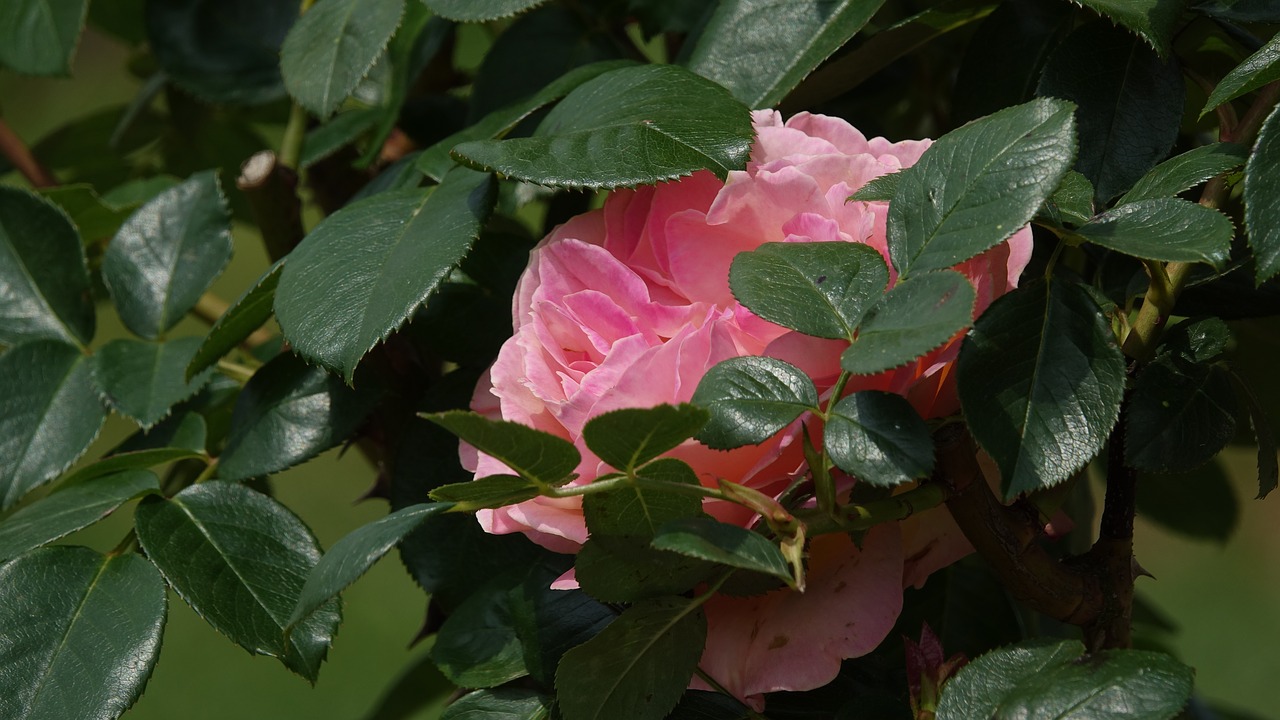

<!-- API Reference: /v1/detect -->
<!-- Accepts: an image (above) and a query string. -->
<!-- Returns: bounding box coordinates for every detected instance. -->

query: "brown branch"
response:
[1080,396,1138,651]
[0,117,58,188]
[936,425,1102,627]
[237,151,305,262]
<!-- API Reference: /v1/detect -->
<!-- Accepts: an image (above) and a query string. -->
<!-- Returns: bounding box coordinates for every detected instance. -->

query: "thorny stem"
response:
[0,116,58,188]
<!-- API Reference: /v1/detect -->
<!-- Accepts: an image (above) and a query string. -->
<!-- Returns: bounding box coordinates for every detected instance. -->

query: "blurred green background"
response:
[2,27,1278,720]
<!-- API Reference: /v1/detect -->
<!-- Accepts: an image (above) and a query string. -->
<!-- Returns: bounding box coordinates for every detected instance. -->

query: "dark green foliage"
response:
[824,391,934,485]
[0,469,158,562]
[691,357,818,449]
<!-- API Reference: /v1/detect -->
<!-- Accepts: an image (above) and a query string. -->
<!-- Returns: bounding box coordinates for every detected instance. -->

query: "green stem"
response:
[217,359,258,384]
[543,475,729,502]
[813,370,852,516]
[192,458,220,484]
[798,481,949,536]
[109,529,139,557]
[279,102,309,170]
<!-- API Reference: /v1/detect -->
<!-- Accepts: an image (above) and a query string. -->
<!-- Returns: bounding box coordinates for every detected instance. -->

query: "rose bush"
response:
[463,110,1034,704]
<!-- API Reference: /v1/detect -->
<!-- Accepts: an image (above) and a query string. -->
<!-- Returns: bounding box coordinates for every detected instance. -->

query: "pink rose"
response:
[464,110,1033,705]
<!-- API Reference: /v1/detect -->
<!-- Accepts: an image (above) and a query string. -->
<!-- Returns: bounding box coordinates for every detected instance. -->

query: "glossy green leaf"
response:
[423,0,548,21]
[936,639,1193,720]
[575,536,712,603]
[275,167,496,380]
[729,241,889,340]
[825,391,934,486]
[690,356,819,450]
[417,60,634,181]
[651,517,792,585]
[39,184,136,243]
[1073,198,1234,269]
[958,279,1126,498]
[134,482,339,681]
[0,547,165,720]
[582,404,708,472]
[300,109,379,168]
[431,581,528,688]
[1203,32,1280,117]
[102,170,233,339]
[288,502,451,629]
[427,411,580,485]
[1072,0,1181,56]
[440,689,553,720]
[93,337,216,429]
[582,458,703,537]
[60,447,204,486]
[186,259,283,381]
[217,352,380,481]
[146,0,296,104]
[841,270,975,375]
[684,0,886,108]
[430,475,541,510]
[1138,462,1239,542]
[355,8,446,167]
[1244,105,1280,284]
[849,170,902,202]
[0,187,94,347]
[887,98,1075,278]
[0,0,88,75]
[1037,170,1095,227]
[1126,357,1240,473]
[508,565,615,688]
[453,64,752,189]
[280,0,404,117]
[0,340,106,509]
[557,597,707,720]
[1160,317,1232,365]
[1037,21,1183,202]
[0,470,158,562]
[1118,143,1248,205]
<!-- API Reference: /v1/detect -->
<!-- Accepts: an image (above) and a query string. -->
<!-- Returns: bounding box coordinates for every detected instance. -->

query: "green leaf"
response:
[300,108,380,168]
[39,183,136,243]
[356,9,447,167]
[1072,198,1235,269]
[440,688,553,720]
[280,0,405,117]
[102,170,233,339]
[422,0,548,21]
[690,356,819,450]
[0,186,94,347]
[134,482,339,681]
[417,60,635,182]
[1245,104,1280,284]
[427,411,580,485]
[275,167,496,380]
[575,536,712,603]
[841,270,976,375]
[93,337,216,428]
[958,279,1126,498]
[60,447,205,486]
[1138,462,1239,543]
[508,565,615,688]
[729,241,889,340]
[1037,170,1095,228]
[1072,0,1182,56]
[0,0,88,75]
[651,517,792,585]
[1225,367,1279,499]
[0,340,106,509]
[1126,357,1240,473]
[288,502,451,629]
[452,64,753,189]
[0,547,165,720]
[1159,317,1231,364]
[582,458,704,537]
[431,581,528,688]
[1202,32,1280,117]
[217,352,381,481]
[582,404,709,472]
[1037,21,1183,202]
[824,391,934,486]
[1118,143,1248,205]
[430,475,542,510]
[0,469,158,562]
[683,0,886,108]
[849,170,902,202]
[145,0,295,105]
[186,259,282,381]
[936,639,1193,720]
[557,597,707,720]
[887,98,1076,278]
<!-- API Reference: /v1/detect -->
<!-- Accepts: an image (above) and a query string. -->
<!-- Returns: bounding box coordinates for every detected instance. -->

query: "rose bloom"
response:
[462,110,1032,707]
